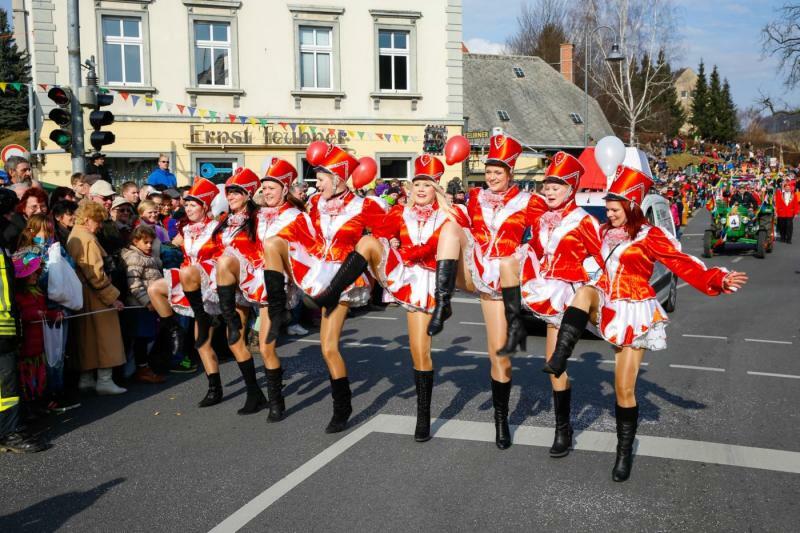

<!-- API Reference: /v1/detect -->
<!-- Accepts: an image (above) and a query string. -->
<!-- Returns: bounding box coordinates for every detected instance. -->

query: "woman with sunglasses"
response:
[542,166,748,482]
[519,152,603,458]
[262,144,385,434]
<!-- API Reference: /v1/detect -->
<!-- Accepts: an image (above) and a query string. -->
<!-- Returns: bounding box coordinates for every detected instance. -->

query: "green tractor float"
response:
[703,202,774,258]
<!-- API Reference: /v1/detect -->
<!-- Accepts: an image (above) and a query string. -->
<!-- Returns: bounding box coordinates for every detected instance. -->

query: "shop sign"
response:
[190,125,348,146]
[465,130,489,140]
[190,126,253,145]
[262,125,347,146]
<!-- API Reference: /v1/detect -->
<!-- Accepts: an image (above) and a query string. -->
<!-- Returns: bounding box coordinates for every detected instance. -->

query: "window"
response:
[378,30,409,91]
[196,158,238,184]
[194,21,231,87]
[101,16,143,85]
[299,26,333,90]
[497,110,510,121]
[569,113,583,125]
[513,67,525,78]
[379,157,412,180]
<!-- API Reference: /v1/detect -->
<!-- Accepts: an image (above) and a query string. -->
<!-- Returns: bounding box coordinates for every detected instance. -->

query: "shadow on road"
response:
[0,478,125,532]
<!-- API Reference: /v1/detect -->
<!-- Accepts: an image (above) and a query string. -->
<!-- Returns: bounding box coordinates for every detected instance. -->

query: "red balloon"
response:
[351,157,377,189]
[445,135,471,165]
[306,140,329,166]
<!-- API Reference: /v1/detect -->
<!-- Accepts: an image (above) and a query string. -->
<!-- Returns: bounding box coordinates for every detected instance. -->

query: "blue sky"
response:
[3,0,795,112]
[463,0,799,112]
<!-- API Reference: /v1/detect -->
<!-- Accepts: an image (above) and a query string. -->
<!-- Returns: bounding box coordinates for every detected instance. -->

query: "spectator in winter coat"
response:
[146,154,177,188]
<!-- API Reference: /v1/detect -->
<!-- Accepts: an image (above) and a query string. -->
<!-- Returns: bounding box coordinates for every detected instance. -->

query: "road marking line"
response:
[677,282,689,289]
[459,321,485,326]
[682,334,728,340]
[452,297,480,304]
[669,364,726,372]
[747,371,800,380]
[462,350,489,355]
[295,339,321,344]
[732,256,743,263]
[212,414,800,530]
[682,233,703,236]
[360,316,398,320]
[344,342,390,348]
[744,338,793,345]
[597,360,649,366]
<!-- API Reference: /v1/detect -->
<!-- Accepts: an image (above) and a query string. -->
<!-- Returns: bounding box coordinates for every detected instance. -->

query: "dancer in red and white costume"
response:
[430,134,546,449]
[147,177,225,404]
[262,144,385,434]
[519,151,603,458]
[543,165,748,482]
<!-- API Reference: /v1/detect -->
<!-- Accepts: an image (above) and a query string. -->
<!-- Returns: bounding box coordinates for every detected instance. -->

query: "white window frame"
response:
[99,15,145,86]
[192,153,244,184]
[193,20,232,88]
[378,29,410,93]
[299,26,334,91]
[376,153,415,181]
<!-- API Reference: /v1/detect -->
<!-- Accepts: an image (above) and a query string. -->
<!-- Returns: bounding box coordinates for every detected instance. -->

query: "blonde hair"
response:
[137,200,157,216]
[75,201,108,224]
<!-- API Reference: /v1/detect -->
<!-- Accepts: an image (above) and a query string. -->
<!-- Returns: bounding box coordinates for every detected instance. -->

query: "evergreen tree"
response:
[690,61,709,138]
[719,79,740,141]
[0,9,31,131]
[640,51,686,138]
[707,65,724,140]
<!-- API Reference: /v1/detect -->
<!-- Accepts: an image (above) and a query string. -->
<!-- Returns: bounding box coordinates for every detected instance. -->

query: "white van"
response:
[575,191,679,312]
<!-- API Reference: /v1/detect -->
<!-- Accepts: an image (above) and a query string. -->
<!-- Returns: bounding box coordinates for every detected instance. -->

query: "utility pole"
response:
[67,0,85,172]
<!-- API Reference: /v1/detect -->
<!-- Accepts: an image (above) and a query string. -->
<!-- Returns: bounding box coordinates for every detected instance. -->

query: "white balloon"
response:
[211,183,229,216]
[595,136,626,177]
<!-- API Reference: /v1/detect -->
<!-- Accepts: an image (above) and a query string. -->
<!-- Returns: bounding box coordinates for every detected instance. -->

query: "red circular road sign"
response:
[1,144,28,163]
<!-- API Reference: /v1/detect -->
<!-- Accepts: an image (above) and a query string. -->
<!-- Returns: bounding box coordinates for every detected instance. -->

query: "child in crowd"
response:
[13,250,62,417]
[136,200,169,257]
[121,225,166,384]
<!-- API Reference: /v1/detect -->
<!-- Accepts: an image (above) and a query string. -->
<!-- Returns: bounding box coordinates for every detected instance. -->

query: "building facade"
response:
[16,0,464,186]
[672,67,697,135]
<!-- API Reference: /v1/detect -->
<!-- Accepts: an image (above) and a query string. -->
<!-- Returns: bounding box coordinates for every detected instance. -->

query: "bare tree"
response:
[580,0,682,144]
[506,0,572,66]
[762,3,800,89]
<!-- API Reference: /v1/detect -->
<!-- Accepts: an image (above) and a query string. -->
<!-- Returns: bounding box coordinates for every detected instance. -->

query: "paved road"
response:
[2,211,799,532]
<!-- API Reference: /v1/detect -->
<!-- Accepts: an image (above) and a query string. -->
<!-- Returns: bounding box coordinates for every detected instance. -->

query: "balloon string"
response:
[34,306,147,325]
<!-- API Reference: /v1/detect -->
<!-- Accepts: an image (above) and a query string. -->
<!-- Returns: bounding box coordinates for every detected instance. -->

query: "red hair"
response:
[16,187,49,214]
[602,200,647,240]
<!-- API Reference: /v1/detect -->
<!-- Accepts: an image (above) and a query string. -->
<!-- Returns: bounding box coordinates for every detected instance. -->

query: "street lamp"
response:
[584,26,625,147]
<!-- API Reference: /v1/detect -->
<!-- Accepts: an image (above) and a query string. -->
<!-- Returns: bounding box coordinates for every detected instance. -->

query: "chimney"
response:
[560,43,574,83]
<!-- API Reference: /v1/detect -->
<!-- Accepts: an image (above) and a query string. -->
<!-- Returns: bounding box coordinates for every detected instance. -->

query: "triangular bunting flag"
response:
[279,122,288,129]
[144,96,153,106]
[155,100,162,111]
[10,83,22,91]
[376,133,384,140]
[188,107,196,116]
[177,104,185,114]
[288,123,297,131]
[166,103,173,112]
[239,116,247,125]
[119,91,130,101]
[348,130,356,138]
[259,118,268,127]
[386,134,392,142]
[99,88,110,94]
[209,110,217,119]
[130,95,140,106]
[402,135,409,142]
[0,83,8,92]
[310,127,317,135]
[329,128,335,136]
[358,131,365,140]
[198,109,208,118]
[228,114,237,123]
[249,117,257,125]
[38,84,48,91]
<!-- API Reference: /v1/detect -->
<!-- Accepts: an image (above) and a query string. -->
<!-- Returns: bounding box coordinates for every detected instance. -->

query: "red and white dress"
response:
[591,224,728,350]
[520,201,603,325]
[287,191,386,307]
[372,203,448,313]
[454,186,547,299]
[166,217,220,317]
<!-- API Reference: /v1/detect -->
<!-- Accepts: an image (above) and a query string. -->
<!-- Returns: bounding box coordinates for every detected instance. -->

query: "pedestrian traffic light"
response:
[47,86,73,151]
[89,92,115,151]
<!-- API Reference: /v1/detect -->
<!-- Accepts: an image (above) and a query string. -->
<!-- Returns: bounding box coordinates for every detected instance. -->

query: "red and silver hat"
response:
[604,165,654,206]
[413,154,445,182]
[225,167,260,198]
[185,177,219,208]
[543,151,584,189]
[485,134,523,170]
[262,157,298,188]
[310,143,360,182]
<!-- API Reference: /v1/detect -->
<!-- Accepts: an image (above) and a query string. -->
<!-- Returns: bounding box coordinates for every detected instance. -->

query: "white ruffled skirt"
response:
[287,242,371,308]
[165,259,219,316]
[591,287,668,351]
[522,277,583,327]
[374,238,435,313]
[463,233,527,300]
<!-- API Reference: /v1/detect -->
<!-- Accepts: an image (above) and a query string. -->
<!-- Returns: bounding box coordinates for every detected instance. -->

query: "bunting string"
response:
[0,81,424,144]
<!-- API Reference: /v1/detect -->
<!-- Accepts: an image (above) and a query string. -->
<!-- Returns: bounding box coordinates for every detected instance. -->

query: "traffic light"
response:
[47,86,73,150]
[423,125,446,154]
[89,92,115,151]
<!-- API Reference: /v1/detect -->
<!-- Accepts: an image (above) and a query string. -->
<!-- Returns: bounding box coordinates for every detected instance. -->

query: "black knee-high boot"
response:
[325,376,353,433]
[612,404,639,482]
[427,260,457,336]
[313,252,368,316]
[217,284,242,346]
[198,372,223,407]
[497,286,527,356]
[185,289,213,349]
[264,367,286,422]
[159,314,184,359]
[236,358,267,415]
[549,389,573,457]
[264,270,290,344]
[542,307,589,378]
[491,379,512,449]
[414,370,434,442]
